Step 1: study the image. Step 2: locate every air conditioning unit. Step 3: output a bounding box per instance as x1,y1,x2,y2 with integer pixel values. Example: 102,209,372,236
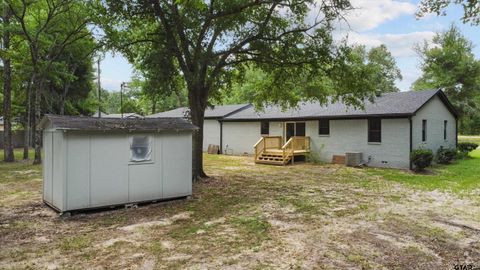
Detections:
345,152,363,167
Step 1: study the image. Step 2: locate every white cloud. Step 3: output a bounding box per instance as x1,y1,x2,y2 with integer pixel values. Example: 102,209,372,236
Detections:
344,31,436,57
339,0,417,32
337,30,436,91
101,78,123,92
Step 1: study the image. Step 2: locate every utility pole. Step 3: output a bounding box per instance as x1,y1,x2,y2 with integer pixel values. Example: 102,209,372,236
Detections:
97,57,101,118
120,82,125,118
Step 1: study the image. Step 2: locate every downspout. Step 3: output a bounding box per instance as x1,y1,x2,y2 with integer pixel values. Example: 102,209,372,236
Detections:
409,116,413,170
219,120,223,154
455,117,458,148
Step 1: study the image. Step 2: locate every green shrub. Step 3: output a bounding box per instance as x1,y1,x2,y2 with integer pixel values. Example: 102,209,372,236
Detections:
306,152,322,164
436,147,456,164
411,149,433,172
457,142,479,153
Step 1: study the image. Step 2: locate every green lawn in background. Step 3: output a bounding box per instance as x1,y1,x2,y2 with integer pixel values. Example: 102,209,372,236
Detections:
458,135,480,145
366,149,480,194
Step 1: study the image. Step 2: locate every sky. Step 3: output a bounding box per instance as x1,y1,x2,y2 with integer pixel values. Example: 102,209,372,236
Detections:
99,0,480,92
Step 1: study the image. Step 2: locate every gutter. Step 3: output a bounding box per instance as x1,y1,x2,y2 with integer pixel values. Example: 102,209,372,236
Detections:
455,117,458,148
409,116,413,170
219,121,223,154
221,113,414,122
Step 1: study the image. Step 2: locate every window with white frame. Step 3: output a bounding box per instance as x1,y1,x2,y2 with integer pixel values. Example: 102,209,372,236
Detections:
130,136,152,162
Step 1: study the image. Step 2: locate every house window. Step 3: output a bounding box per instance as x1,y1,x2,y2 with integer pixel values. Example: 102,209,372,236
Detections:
444,120,447,140
368,118,381,143
261,121,269,135
422,120,427,142
318,119,330,135
130,136,152,162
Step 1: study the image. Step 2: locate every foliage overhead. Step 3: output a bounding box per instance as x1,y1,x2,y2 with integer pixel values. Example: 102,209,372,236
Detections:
412,24,480,134
418,0,480,25
98,0,394,110
1,0,99,163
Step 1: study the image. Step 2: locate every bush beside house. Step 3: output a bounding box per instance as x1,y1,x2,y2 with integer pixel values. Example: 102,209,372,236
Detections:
436,148,457,164
411,149,434,172
457,142,479,159
411,142,478,172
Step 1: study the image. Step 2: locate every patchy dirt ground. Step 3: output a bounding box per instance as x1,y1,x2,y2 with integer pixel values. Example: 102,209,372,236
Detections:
1,155,480,269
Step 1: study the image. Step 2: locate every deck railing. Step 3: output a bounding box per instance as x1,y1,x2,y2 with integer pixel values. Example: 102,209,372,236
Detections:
291,136,310,151
254,136,282,160
255,136,310,165
282,137,295,164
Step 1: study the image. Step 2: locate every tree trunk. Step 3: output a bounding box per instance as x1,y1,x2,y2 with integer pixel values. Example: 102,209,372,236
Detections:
151,98,157,114
23,79,32,160
33,79,42,165
2,5,14,162
59,82,69,115
189,96,208,180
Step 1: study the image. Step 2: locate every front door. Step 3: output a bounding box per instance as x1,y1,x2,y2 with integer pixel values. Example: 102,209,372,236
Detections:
285,122,306,142
286,122,295,142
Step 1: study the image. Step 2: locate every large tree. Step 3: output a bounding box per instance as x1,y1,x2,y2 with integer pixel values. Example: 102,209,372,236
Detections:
413,25,480,133
418,0,480,25
1,3,14,162
99,0,387,178
366,45,402,93
7,0,95,164
223,44,401,105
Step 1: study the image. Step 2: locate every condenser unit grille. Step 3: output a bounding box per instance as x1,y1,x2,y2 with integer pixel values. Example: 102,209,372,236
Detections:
345,152,363,167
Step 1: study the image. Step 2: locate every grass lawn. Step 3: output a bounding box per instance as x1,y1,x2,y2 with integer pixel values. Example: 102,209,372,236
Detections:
459,135,480,145
366,149,480,194
1,149,480,269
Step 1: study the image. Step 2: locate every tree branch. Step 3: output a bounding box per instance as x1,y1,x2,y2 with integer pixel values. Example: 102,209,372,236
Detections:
150,0,190,80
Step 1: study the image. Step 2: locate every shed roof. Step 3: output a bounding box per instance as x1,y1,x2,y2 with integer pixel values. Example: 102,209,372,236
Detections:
223,89,457,121
148,104,251,119
39,115,198,132
103,113,143,119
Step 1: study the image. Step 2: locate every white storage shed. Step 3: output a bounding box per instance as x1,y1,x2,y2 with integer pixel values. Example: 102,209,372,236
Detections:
39,115,197,213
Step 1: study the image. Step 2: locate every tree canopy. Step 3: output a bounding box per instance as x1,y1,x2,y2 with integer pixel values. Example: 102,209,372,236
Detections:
1,0,99,163
418,0,480,25
413,24,480,134
98,0,402,178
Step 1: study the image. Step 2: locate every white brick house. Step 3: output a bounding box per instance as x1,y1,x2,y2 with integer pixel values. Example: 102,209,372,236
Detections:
149,104,251,152
151,89,458,169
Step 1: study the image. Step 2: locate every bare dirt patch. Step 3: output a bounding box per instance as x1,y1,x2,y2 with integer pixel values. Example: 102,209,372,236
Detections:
1,155,479,269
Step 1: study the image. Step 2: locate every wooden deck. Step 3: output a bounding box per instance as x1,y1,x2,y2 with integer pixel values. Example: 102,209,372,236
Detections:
254,136,310,165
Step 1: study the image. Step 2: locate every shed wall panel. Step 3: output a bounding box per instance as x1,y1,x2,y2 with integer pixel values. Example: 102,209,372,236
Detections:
52,131,65,210
128,135,162,203
65,134,90,210
162,133,192,198
89,135,129,206
42,132,53,204
128,164,162,202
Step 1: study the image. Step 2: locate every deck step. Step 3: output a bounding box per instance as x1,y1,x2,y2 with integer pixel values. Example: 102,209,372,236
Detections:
256,153,292,165
255,160,286,165
262,153,284,157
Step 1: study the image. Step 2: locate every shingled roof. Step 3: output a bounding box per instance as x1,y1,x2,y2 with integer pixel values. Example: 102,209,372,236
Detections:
223,89,457,121
148,104,251,119
39,115,198,132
